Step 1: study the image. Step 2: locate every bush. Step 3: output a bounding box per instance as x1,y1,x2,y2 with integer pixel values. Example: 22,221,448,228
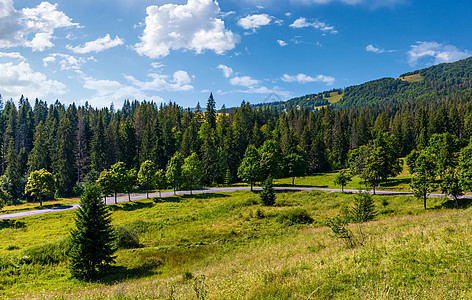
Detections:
277,208,314,226
22,238,71,265
114,226,140,249
260,176,276,206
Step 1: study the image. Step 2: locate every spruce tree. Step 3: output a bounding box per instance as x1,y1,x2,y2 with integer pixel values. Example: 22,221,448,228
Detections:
260,176,276,206
69,184,116,279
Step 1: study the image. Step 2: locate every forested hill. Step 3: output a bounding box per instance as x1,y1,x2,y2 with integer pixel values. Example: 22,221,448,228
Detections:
256,56,472,110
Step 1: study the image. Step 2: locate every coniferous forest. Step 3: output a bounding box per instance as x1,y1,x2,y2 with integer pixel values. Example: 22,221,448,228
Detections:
2,57,472,204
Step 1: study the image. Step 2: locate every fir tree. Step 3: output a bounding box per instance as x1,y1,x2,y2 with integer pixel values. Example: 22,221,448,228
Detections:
260,176,276,206
69,184,116,279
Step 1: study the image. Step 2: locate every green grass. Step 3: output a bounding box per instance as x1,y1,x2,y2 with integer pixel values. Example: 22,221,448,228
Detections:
1,186,470,299
325,91,344,104
399,74,423,83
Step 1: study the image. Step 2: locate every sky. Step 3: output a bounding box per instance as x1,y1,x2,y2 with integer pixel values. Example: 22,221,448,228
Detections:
0,0,471,109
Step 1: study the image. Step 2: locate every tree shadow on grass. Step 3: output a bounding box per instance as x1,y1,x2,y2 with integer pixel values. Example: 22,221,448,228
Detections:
109,201,155,212
94,265,157,284
153,196,181,203
380,178,411,188
431,197,472,210
0,219,26,230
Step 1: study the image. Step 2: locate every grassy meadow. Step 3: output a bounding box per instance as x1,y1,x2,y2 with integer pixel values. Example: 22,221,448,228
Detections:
1,182,472,299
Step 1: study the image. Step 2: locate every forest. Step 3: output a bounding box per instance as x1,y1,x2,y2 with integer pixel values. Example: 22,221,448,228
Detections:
2,57,472,204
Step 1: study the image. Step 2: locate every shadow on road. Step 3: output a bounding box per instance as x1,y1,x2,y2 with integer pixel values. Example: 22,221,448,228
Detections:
51,205,74,210
0,219,26,230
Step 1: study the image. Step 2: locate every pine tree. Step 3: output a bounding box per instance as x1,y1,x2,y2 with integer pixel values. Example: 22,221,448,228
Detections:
69,184,116,279
27,121,50,172
260,176,276,206
54,117,77,197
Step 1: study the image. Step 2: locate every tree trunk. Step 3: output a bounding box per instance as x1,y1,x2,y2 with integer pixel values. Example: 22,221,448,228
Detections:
372,184,376,195
251,181,253,191
114,192,117,204
39,194,42,207
292,177,295,186
423,194,427,210
159,190,161,197
128,192,131,201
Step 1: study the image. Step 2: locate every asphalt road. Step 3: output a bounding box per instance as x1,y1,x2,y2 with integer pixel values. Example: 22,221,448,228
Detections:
0,187,451,220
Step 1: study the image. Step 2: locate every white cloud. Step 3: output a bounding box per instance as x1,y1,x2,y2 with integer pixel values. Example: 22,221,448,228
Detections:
282,73,335,85
366,44,396,54
135,0,240,58
285,12,292,17
277,40,287,46
217,64,233,78
67,34,124,54
230,76,260,87
408,41,471,66
290,17,337,34
366,44,382,53
0,51,24,60
43,53,94,71
82,76,165,108
237,14,272,31
0,60,66,100
0,1,79,51
124,71,194,92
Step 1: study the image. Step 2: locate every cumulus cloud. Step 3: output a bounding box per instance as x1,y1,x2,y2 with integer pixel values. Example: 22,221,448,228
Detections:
0,60,66,100
408,41,471,66
237,14,272,31
277,40,287,46
135,0,240,58
124,71,194,92
230,76,260,87
282,73,335,85
43,53,95,71
0,1,79,51
67,34,124,54
217,64,233,78
366,44,396,54
290,17,337,34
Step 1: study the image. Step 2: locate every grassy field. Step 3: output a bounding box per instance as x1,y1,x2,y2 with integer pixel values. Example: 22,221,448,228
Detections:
325,91,344,104
1,183,471,299
399,74,423,83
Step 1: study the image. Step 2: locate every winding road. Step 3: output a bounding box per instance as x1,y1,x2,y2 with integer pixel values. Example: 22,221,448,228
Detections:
0,187,452,220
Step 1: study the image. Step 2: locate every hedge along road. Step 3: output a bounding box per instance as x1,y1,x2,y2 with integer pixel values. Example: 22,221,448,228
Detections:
0,187,452,220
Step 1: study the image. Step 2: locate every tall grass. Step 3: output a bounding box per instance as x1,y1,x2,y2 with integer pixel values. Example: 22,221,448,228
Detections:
0,190,469,299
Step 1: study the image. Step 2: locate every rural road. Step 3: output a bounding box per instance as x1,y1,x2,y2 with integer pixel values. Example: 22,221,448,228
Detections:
0,187,450,220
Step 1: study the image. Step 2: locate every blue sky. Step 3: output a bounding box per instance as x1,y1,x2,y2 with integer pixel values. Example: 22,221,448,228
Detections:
0,0,471,109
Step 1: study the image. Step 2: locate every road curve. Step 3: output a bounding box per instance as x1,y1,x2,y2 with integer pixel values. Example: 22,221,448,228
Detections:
0,187,453,220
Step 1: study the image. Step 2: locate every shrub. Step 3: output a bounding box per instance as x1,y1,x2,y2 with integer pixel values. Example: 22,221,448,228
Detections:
350,192,376,223
22,238,71,265
5,245,19,251
260,176,276,206
114,226,140,249
277,208,314,226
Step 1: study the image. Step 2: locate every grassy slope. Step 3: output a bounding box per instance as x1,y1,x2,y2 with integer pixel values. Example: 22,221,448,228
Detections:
1,184,471,299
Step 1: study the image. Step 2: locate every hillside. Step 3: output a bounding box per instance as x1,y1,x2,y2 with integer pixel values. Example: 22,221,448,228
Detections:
256,56,472,110
2,188,471,299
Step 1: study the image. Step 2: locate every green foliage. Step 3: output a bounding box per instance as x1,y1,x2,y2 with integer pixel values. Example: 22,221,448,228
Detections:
350,192,376,223
326,215,355,248
237,145,261,191
114,226,140,249
409,151,437,210
182,152,202,194
24,169,55,206
277,208,314,226
166,152,184,194
333,169,352,192
154,169,167,197
138,160,156,198
22,238,71,265
440,168,464,207
284,153,307,186
259,139,283,179
69,184,116,279
260,176,276,206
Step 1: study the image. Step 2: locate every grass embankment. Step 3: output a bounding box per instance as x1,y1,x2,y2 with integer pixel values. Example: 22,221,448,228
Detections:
1,187,471,299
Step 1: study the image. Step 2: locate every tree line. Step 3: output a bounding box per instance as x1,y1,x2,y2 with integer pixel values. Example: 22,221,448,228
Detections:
2,87,472,203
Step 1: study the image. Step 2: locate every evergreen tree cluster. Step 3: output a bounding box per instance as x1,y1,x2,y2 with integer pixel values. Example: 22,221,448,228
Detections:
3,76,472,202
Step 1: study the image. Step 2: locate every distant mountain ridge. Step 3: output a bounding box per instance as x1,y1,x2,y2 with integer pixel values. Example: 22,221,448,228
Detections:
250,56,472,111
